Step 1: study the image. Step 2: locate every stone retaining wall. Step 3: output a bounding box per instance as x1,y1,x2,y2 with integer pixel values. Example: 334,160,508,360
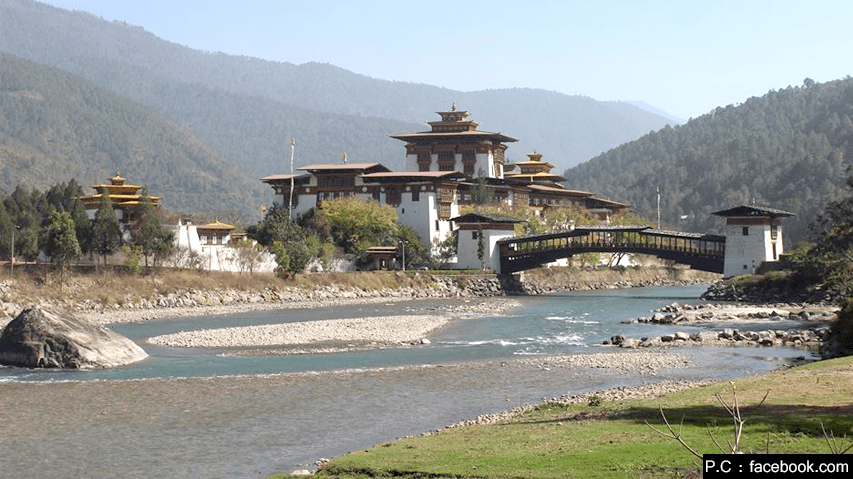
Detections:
1,273,712,326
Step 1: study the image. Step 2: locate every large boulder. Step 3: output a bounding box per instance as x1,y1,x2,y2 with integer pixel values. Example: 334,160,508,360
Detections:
0,306,148,369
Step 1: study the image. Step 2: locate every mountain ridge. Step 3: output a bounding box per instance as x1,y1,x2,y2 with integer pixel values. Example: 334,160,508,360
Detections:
1,0,676,174
563,77,853,244
0,52,268,220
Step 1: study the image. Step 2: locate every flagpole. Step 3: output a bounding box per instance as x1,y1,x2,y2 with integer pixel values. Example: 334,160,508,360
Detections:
289,138,295,222
656,187,661,229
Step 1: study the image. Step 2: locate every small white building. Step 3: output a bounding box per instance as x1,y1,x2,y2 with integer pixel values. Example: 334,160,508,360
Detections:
172,219,276,273
712,205,794,278
451,213,524,271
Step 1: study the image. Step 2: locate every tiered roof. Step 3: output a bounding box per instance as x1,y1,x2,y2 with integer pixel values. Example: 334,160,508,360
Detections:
78,170,160,211
389,104,517,144
504,151,566,183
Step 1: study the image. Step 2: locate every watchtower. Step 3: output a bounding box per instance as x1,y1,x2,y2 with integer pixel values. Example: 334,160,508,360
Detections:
451,213,524,271
712,205,794,278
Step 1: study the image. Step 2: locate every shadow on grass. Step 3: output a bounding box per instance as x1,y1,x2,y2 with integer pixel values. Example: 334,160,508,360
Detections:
518,402,853,440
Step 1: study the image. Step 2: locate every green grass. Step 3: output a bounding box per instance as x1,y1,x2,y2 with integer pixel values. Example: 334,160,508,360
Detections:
271,356,853,478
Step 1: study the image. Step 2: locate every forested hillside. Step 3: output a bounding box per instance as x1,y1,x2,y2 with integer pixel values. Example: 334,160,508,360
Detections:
0,52,268,220
0,0,674,173
564,78,853,244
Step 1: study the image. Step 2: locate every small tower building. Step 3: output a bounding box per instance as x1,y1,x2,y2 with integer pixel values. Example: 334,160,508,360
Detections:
451,213,524,271
712,205,794,278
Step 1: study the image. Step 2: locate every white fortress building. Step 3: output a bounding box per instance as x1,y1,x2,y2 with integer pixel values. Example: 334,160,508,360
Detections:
261,105,629,266
712,205,794,278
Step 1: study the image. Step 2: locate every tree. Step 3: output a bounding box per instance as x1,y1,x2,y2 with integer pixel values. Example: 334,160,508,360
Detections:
129,191,174,268
797,166,853,357
231,238,264,274
248,203,319,275
90,192,123,267
476,226,485,270
800,165,853,295
4,186,41,261
45,180,91,253
431,230,458,268
43,210,81,289
247,203,292,246
317,197,398,255
393,225,427,269
469,170,496,205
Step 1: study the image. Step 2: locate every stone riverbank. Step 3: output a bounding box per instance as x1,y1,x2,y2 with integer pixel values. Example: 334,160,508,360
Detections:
0,272,714,328
605,302,837,350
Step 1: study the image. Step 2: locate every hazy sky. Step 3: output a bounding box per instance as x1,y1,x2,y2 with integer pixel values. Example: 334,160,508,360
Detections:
42,0,852,120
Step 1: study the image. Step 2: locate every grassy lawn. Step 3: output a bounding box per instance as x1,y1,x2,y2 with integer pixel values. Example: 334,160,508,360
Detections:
273,356,853,478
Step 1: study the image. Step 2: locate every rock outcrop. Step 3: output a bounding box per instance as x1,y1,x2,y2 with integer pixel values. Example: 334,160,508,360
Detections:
0,306,148,369
701,280,841,305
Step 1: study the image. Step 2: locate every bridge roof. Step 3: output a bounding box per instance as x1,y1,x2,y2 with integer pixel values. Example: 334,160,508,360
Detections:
499,225,725,244
643,228,726,241
451,213,526,224
712,205,794,218
502,225,648,243
572,225,649,232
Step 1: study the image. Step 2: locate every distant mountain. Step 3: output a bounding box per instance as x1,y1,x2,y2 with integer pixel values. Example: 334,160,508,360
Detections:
0,0,675,179
564,78,853,244
0,52,268,220
627,101,685,125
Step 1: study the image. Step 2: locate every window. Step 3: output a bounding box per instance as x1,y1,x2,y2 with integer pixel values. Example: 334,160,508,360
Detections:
437,150,455,171
417,150,431,171
317,175,354,188
742,227,749,236
412,189,419,202
386,187,401,206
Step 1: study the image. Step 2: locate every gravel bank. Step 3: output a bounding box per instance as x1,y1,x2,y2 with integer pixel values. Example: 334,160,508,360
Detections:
147,314,449,348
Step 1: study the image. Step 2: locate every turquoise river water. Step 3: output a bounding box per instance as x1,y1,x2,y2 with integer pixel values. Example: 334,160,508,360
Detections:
0,285,816,478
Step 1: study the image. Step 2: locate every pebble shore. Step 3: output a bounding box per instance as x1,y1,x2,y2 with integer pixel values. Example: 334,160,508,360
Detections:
147,314,450,348
605,302,837,351
429,350,706,431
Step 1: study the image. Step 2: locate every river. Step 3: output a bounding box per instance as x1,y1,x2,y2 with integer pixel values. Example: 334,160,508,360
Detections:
0,285,815,478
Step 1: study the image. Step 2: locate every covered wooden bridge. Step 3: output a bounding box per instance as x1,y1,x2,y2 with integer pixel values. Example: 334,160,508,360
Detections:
497,225,725,274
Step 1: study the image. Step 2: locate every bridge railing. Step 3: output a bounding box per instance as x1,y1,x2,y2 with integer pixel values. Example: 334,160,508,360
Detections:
497,226,725,273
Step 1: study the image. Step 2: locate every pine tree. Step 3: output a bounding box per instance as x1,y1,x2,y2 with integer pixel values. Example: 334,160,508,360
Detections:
91,192,122,267
129,190,174,268
43,210,81,289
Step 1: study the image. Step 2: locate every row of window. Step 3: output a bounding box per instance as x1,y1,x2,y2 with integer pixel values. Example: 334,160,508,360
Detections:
199,234,228,245
315,188,431,206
